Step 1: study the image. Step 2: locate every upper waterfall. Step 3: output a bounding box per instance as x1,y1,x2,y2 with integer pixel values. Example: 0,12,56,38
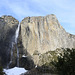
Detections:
15,22,20,43
15,22,20,67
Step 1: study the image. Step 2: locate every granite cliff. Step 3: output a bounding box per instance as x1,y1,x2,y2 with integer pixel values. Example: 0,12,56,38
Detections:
0,16,19,67
20,14,75,66
0,14,75,69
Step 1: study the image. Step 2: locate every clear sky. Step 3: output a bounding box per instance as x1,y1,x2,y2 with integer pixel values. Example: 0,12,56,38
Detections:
0,0,75,34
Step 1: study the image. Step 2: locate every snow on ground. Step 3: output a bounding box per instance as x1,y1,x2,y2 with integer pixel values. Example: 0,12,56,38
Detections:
22,55,27,58
4,67,28,75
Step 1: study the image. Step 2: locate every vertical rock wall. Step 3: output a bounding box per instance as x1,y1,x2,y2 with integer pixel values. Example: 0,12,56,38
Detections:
0,16,19,67
20,14,75,65
20,14,75,54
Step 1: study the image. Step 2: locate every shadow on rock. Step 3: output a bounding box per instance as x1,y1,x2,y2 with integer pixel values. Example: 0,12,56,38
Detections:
19,56,35,70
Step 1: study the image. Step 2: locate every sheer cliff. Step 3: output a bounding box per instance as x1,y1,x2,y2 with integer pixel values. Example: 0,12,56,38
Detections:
0,16,19,67
0,14,75,68
20,14,75,65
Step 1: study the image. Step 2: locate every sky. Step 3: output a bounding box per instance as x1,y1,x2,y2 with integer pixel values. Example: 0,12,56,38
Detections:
0,0,75,34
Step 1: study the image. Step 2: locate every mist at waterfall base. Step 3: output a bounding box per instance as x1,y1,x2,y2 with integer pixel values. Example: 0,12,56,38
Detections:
4,23,28,75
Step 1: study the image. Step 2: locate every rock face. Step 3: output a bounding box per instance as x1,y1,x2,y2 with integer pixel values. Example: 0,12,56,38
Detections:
20,14,75,66
0,16,19,67
0,14,75,68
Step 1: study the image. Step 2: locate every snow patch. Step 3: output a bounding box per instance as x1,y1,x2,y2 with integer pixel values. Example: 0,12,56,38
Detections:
4,67,27,75
35,65,37,68
22,55,27,58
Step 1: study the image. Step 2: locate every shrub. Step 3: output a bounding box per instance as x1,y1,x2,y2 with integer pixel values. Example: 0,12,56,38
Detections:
0,66,5,75
52,48,75,75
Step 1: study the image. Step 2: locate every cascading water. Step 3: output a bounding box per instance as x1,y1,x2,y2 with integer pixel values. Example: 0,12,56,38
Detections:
10,42,14,64
15,22,20,43
15,22,20,67
8,22,20,68
7,42,14,68
8,23,20,68
5,23,28,75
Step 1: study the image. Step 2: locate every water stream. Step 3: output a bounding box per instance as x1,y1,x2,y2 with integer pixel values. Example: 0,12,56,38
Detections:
15,22,20,67
7,42,14,68
15,22,20,43
10,42,14,64
8,23,20,68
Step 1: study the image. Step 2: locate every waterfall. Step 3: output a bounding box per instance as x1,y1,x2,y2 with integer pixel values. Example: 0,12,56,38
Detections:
7,42,14,69
15,22,20,67
15,23,20,43
7,23,20,68
10,42,14,64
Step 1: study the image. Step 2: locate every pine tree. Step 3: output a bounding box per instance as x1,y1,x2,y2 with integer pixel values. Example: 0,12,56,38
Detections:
53,48,75,75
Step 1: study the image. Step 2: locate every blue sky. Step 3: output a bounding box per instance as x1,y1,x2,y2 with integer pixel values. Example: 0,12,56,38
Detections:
0,0,75,34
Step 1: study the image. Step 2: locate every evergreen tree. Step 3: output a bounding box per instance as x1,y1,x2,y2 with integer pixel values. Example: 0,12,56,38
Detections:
53,48,75,75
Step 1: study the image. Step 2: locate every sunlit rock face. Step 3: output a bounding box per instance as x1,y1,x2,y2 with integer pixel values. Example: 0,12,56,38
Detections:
0,15,19,67
0,14,75,68
20,14,75,65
